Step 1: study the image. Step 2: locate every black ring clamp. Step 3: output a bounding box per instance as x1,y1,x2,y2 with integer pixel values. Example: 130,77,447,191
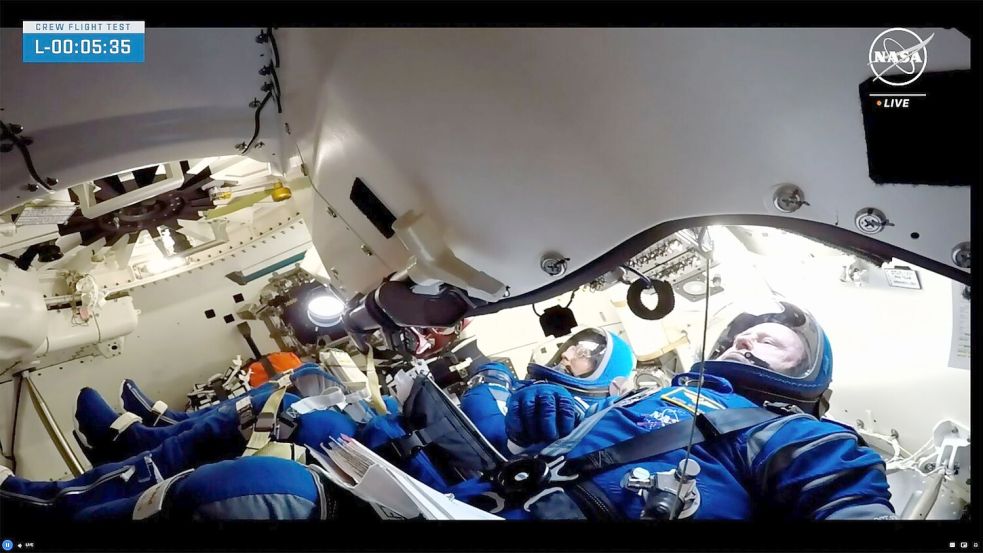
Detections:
626,277,675,321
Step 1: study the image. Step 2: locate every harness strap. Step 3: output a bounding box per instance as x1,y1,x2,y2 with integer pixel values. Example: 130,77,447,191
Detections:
241,378,291,457
259,356,278,379
364,346,390,415
109,412,143,439
561,407,783,478
132,469,194,520
383,417,456,460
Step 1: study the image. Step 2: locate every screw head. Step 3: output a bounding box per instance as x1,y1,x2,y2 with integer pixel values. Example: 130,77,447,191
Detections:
254,141,264,149
360,244,373,256
540,254,569,277
855,208,890,235
773,184,809,213
26,183,39,192
951,242,970,269
249,98,261,108
234,142,247,151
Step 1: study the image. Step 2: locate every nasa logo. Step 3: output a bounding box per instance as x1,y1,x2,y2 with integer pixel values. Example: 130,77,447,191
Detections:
637,408,683,430
868,28,934,87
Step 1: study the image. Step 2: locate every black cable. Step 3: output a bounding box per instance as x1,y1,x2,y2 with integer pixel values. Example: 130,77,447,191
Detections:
0,121,56,191
622,264,652,287
269,65,283,114
2,373,25,472
267,27,280,68
257,28,281,113
670,228,712,520
563,288,577,308
532,289,576,316
242,91,273,154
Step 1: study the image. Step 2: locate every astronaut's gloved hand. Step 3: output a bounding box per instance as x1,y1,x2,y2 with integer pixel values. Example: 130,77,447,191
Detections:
506,383,582,447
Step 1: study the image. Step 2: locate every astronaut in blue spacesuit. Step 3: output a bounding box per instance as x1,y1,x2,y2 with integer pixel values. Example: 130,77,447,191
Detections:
2,300,894,522
452,300,896,520
459,326,637,457
0,365,375,523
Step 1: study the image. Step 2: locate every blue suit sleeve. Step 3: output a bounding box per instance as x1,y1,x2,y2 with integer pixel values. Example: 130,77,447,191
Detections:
741,415,897,520
459,362,515,456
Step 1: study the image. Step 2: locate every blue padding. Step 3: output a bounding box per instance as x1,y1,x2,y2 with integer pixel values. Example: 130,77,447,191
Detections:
165,457,319,520
293,409,359,450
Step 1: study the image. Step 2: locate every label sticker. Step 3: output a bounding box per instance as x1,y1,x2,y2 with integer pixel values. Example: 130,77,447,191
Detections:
15,205,77,225
884,267,922,290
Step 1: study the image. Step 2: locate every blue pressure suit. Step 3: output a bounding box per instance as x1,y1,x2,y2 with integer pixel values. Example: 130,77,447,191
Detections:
2,306,896,521
452,321,896,520
1,365,373,523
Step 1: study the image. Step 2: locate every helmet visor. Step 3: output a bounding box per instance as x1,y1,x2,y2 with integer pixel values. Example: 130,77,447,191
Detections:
545,328,610,378
707,300,824,380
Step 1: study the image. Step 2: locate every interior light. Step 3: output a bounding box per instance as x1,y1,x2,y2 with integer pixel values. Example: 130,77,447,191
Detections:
682,280,708,296
307,292,345,327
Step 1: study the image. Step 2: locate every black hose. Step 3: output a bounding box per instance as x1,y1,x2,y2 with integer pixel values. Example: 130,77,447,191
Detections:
0,121,56,191
242,91,273,154
269,65,283,114
267,27,280,68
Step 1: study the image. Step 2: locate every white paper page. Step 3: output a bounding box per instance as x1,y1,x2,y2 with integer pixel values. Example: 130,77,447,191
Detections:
335,436,501,520
310,446,423,518
386,466,503,520
307,447,358,488
354,464,426,518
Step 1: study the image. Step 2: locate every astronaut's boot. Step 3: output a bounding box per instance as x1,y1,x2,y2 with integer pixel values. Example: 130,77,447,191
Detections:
119,379,192,427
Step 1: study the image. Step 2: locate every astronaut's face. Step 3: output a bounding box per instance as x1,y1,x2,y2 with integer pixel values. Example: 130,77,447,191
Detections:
717,322,806,374
558,343,597,377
